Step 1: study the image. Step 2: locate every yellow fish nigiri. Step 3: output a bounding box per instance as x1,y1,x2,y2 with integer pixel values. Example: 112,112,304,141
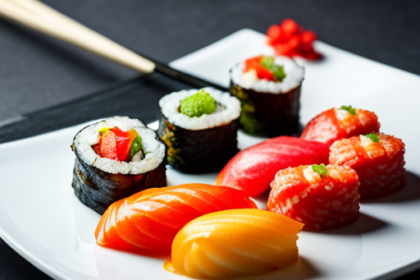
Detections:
165,209,304,279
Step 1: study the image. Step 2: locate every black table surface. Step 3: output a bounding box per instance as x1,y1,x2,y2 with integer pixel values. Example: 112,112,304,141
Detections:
1,1,420,279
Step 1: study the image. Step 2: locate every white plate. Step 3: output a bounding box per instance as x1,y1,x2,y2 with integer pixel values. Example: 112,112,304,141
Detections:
1,29,420,280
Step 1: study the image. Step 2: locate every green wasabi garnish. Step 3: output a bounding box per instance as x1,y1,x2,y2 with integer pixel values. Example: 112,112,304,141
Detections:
312,164,327,177
129,136,144,160
260,56,287,82
340,105,357,115
365,132,380,142
180,89,216,118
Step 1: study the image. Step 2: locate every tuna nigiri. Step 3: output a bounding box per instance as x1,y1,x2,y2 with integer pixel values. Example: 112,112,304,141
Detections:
95,183,256,252
268,164,360,231
216,136,329,197
165,209,304,279
329,132,406,198
300,106,380,146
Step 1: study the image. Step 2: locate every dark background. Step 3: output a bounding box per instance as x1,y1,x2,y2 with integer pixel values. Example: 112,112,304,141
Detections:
0,0,419,279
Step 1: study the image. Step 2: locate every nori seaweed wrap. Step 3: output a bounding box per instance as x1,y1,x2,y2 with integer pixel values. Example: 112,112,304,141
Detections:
71,116,166,214
230,55,304,137
157,88,241,174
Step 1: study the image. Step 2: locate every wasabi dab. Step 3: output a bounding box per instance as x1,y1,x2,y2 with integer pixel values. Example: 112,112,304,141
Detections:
180,89,216,118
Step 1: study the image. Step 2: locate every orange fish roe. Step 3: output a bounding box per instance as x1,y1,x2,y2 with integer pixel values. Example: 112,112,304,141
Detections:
329,133,406,199
301,106,380,146
268,164,360,231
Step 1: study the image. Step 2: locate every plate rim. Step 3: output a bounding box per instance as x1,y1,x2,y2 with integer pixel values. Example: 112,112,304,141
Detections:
1,28,420,280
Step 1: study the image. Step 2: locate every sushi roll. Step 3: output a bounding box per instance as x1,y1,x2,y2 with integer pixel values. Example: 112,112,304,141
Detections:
268,164,360,231
95,184,257,252
230,55,304,136
165,209,303,279
300,105,380,146
157,87,240,173
329,132,406,198
71,116,166,214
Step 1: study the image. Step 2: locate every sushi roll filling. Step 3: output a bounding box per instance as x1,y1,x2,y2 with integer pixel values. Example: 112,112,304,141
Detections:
245,55,287,82
92,126,145,162
231,55,304,94
74,117,165,175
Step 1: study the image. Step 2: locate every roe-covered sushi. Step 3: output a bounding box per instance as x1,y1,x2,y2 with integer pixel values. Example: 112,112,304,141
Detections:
268,164,360,231
71,116,166,214
329,132,406,198
230,55,304,136
157,87,240,173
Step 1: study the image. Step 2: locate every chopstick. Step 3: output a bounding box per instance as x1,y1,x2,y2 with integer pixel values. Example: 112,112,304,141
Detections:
0,0,226,90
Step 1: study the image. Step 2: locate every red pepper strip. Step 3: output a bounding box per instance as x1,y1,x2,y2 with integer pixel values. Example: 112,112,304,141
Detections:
112,127,132,162
244,56,262,72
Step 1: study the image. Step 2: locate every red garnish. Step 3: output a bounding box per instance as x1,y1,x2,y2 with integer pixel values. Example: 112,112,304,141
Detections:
267,19,322,60
111,127,132,162
244,55,275,81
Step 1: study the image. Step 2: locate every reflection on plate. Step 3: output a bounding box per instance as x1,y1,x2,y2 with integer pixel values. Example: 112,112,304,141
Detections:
1,29,420,280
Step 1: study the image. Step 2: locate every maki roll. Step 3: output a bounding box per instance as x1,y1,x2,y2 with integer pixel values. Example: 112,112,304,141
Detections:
329,132,406,198
157,87,241,173
230,55,304,136
71,116,166,214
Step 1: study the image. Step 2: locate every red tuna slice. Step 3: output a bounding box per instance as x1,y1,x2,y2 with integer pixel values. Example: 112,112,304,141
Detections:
215,136,329,198
268,164,360,231
301,107,380,146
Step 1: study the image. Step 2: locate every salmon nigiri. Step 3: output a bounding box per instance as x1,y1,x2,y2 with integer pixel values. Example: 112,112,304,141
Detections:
165,209,304,279
95,183,256,253
301,106,380,146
